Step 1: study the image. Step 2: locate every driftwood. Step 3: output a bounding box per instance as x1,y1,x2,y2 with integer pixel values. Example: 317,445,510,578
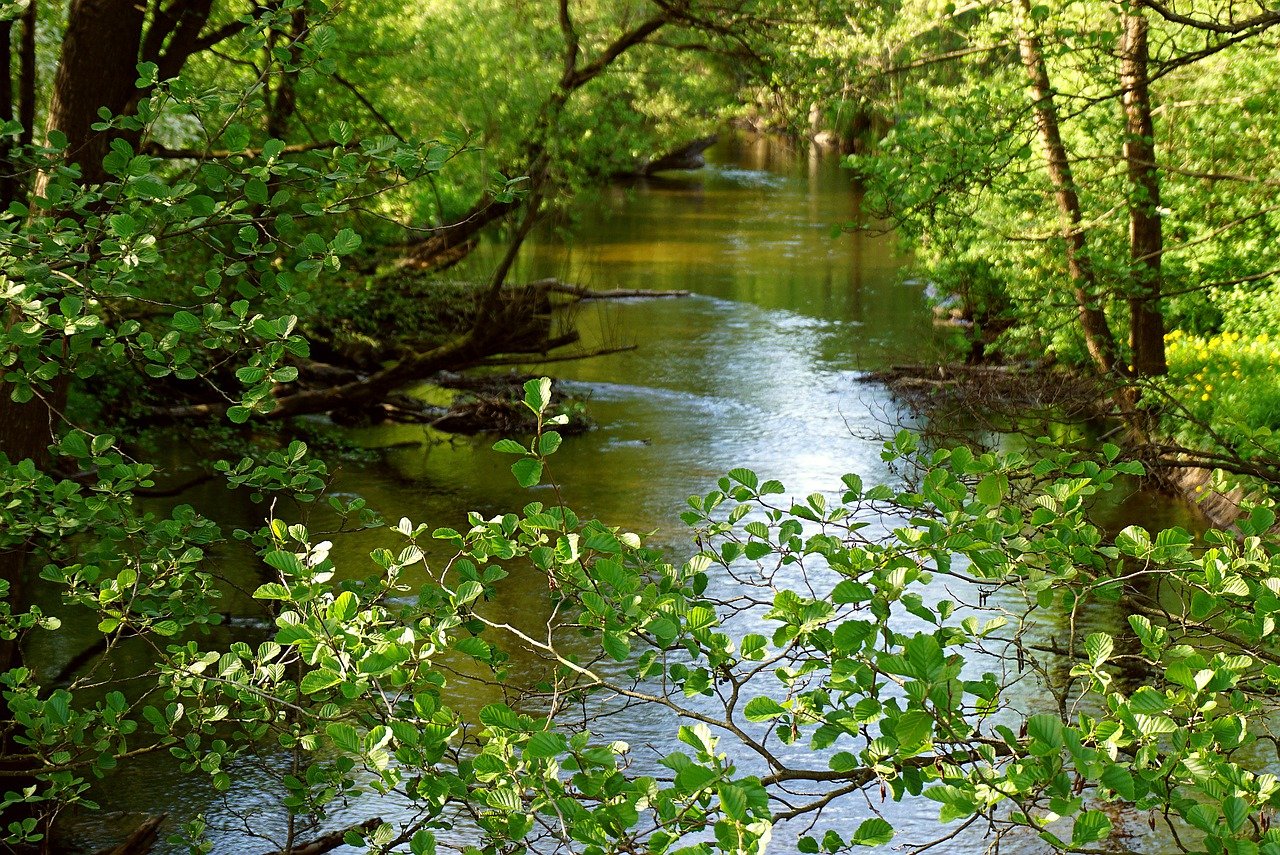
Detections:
864,362,1103,423
259,817,382,855
625,134,718,176
646,135,716,173
531,278,690,300
94,815,166,855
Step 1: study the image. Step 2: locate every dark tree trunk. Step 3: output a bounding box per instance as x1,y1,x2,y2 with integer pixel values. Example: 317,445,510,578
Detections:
1,1,38,210
9,0,145,457
18,1,35,150
266,9,307,140
400,197,519,268
37,0,145,189
1121,9,1167,376
1,16,14,209
1013,0,1118,375
2,3,176,844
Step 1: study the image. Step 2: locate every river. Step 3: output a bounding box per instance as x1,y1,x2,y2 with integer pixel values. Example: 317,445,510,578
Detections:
64,134,1200,853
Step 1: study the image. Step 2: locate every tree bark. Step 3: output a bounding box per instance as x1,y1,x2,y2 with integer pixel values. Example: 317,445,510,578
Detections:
1013,0,1118,375
1,2,216,843
0,16,15,209
37,0,145,189
399,196,519,268
266,8,307,141
18,0,35,149
1121,8,1167,376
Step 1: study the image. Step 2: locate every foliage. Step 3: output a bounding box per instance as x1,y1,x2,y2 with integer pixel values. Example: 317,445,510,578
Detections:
839,0,1280,371
1159,330,1280,461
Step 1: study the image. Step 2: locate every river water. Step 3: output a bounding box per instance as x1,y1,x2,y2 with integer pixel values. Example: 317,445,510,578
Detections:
67,135,1201,853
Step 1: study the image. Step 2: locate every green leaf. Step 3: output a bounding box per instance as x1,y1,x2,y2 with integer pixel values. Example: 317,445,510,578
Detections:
718,783,748,821
1084,632,1113,666
523,377,552,414
524,731,567,759
455,580,484,605
1071,811,1112,846
511,458,543,488
109,213,139,238
479,703,522,732
832,580,873,604
904,634,945,682
263,550,306,576
327,722,360,752
329,591,357,622
852,817,894,846
975,473,1008,506
602,631,630,661
222,123,250,152
172,310,201,332
244,178,268,204
454,636,490,660
300,668,342,695
331,228,362,255
743,696,787,722
674,764,718,792
893,710,933,747
1027,714,1063,749
1223,795,1249,833
539,431,562,455
492,439,527,454
409,831,436,855
1100,765,1134,800
1116,525,1151,556
1134,714,1177,737
329,120,354,144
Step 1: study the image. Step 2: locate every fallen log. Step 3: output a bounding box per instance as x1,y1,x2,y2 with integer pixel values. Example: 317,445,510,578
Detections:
531,278,690,300
95,815,166,855
259,817,382,855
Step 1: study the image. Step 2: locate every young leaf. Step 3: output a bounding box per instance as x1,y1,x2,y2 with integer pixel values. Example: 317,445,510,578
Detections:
512,458,543,488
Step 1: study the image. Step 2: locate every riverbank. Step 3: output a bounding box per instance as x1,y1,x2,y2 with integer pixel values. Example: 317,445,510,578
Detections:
864,359,1273,529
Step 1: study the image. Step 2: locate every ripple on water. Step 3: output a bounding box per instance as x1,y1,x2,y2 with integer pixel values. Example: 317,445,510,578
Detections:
706,166,791,188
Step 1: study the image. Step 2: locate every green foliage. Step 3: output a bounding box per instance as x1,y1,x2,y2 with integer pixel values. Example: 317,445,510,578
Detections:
842,0,1280,375
1161,330,1280,462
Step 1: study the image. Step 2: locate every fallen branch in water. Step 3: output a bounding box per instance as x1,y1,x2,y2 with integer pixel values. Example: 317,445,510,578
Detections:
259,817,382,855
530,278,690,300
95,815,166,855
471,343,638,367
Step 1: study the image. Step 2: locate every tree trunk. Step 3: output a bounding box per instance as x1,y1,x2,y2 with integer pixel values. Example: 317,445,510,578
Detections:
36,0,145,189
1,16,15,209
266,9,307,141
1013,0,1118,375
400,196,519,268
9,0,145,455
18,1,35,150
1121,9,1167,376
